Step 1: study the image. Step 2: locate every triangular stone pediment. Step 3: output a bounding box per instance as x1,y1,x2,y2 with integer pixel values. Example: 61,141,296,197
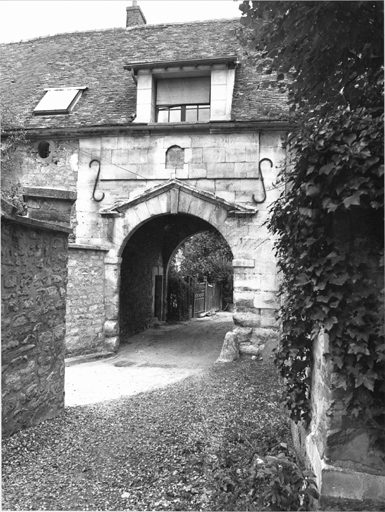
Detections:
100,179,257,217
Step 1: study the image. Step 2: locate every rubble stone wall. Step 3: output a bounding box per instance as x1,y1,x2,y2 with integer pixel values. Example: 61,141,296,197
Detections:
3,139,79,191
65,246,107,356
1,218,69,436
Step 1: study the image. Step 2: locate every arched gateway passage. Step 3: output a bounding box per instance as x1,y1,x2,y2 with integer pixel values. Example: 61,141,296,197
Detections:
119,213,220,339
100,179,258,351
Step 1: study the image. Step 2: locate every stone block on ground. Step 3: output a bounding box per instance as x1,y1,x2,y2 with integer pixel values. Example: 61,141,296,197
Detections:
239,342,263,356
234,326,253,343
104,320,119,337
216,331,239,363
104,336,119,353
233,312,261,328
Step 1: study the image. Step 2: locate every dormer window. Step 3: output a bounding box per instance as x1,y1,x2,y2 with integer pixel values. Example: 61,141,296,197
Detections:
156,77,210,123
125,57,237,124
34,87,87,115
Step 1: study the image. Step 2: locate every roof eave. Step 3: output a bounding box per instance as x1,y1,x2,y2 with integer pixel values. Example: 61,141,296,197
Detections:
124,56,239,72
8,120,292,140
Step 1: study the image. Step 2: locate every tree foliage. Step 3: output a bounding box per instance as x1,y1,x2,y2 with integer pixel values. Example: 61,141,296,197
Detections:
240,1,383,113
173,231,233,306
240,1,384,425
1,100,27,214
178,232,232,281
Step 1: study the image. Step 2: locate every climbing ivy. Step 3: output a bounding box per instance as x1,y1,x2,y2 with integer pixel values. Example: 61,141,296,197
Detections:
1,100,28,214
268,106,384,425
239,0,384,428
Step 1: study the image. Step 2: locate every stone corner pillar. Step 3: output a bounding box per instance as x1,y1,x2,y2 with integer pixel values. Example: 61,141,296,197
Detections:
302,330,385,510
103,255,122,353
230,257,280,359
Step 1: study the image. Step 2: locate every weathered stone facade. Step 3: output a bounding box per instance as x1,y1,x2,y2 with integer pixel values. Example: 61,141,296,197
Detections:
1,196,73,436
4,128,285,356
6,140,79,191
72,129,285,353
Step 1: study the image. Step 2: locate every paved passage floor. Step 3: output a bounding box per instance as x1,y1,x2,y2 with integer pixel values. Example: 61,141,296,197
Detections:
65,312,234,407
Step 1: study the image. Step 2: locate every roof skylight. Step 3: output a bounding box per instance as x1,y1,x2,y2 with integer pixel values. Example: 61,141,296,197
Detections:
34,87,87,115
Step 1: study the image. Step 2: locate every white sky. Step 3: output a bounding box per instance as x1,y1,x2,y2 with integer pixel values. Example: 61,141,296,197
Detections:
0,1,243,44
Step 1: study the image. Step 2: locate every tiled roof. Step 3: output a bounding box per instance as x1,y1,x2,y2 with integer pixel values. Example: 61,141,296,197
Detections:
0,19,288,131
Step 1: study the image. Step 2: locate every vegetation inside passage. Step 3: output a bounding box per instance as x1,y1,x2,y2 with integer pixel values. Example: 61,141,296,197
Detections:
168,231,233,321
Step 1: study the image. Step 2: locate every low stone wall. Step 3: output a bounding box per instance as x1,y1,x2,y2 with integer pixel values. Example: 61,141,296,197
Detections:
65,245,108,356
1,200,72,436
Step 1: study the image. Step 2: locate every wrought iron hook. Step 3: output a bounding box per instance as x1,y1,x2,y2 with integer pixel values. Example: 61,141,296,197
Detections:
90,159,105,202
252,157,273,204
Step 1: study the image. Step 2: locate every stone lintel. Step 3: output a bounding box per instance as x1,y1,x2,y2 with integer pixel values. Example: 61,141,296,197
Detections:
23,187,77,202
1,212,72,234
233,259,255,268
69,244,110,251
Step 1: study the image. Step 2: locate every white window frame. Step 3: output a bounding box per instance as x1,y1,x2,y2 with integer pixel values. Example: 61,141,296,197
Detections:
127,59,237,124
34,87,87,115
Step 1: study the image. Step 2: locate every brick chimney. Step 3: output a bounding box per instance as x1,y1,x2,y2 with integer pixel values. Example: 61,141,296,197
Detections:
126,0,147,27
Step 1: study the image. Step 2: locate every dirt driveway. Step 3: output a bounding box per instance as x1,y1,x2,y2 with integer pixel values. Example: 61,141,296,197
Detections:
65,312,234,407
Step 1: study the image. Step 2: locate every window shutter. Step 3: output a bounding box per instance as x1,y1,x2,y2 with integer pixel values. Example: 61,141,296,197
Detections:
156,77,210,105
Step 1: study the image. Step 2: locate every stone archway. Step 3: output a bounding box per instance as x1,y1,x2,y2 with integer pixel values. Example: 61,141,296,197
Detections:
118,213,219,339
100,179,258,351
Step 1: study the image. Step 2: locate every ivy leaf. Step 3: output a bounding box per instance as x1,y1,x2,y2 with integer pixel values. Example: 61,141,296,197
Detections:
335,373,348,390
305,487,320,499
322,197,338,212
312,309,326,321
343,191,362,208
342,133,357,146
323,316,338,331
357,371,378,391
319,162,335,175
333,355,344,369
330,273,350,285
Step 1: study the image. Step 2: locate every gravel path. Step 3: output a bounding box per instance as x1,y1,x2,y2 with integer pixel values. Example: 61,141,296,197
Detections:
2,357,289,511
65,313,234,407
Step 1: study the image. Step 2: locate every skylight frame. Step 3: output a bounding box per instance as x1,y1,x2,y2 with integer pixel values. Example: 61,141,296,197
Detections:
33,87,87,116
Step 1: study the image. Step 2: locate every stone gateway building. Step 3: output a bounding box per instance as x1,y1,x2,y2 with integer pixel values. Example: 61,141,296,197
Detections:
0,6,288,356
2,3,383,509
